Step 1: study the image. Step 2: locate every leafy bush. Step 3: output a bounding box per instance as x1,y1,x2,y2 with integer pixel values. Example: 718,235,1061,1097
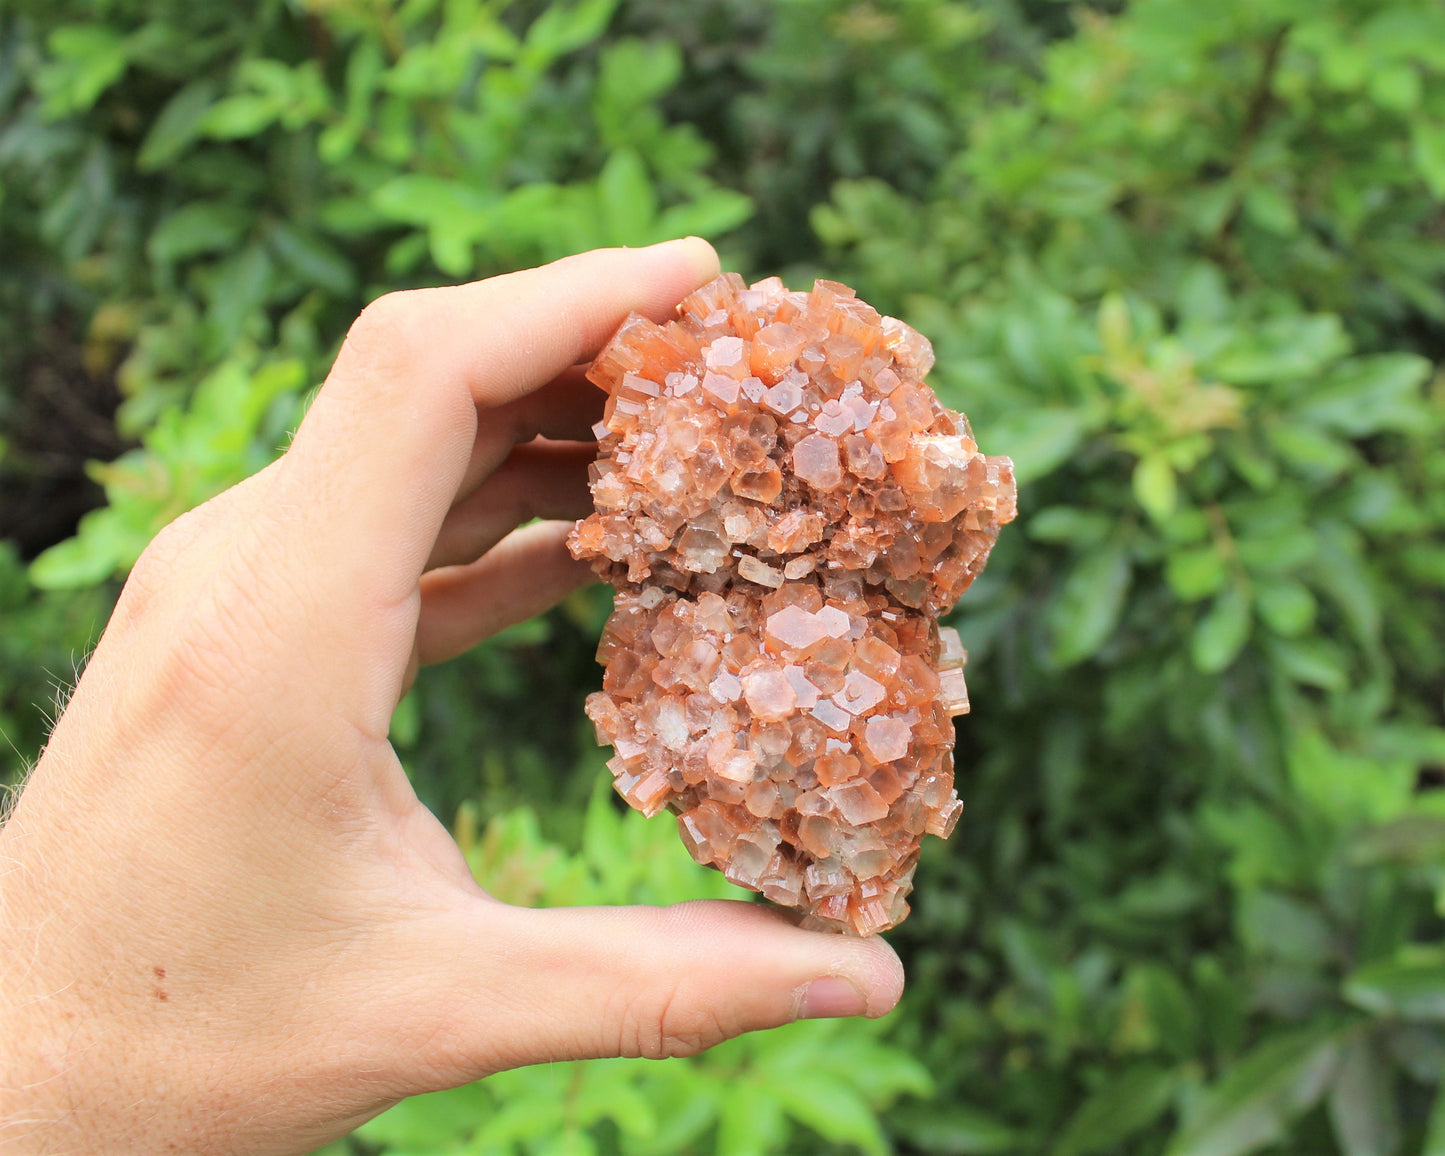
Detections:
4,1,1445,1154
813,1,1445,1152
0,0,751,812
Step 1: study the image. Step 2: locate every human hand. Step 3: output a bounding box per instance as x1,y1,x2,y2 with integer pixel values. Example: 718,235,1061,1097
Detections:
0,241,904,1155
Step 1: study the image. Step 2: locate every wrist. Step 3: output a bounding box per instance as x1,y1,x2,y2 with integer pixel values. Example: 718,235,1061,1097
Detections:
2,801,92,1146
0,786,164,1153
0,867,84,1150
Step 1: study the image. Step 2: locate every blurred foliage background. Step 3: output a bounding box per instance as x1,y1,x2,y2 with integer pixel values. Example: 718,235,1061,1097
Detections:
3,0,1445,1152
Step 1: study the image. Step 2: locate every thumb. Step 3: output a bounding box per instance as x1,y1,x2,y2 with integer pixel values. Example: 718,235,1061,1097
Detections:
414,899,904,1082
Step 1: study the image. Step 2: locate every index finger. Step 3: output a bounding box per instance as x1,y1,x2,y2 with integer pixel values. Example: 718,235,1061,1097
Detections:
263,240,719,707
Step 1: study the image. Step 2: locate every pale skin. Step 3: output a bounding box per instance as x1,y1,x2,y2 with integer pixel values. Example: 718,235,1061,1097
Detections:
0,239,903,1155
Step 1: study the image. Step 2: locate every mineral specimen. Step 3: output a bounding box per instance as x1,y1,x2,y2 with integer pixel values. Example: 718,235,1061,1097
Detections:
569,273,1016,934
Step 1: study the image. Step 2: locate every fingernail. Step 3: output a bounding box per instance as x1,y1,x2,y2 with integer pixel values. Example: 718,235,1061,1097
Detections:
799,976,868,1020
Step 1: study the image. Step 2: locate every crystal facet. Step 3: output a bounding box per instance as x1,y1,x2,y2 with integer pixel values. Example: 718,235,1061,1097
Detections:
570,274,1017,934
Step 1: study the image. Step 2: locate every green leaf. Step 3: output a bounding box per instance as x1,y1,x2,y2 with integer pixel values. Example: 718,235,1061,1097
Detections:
901,1105,1023,1154
581,775,625,882
319,42,385,163
1311,523,1382,654
1412,120,1445,197
1327,1034,1401,1156
1222,435,1280,491
627,1076,717,1156
490,184,570,258
1267,636,1348,691
984,408,1091,485
1288,728,1415,828
1055,1064,1180,1156
28,511,124,589
137,79,218,171
1115,964,1201,1059
355,1081,491,1145
523,0,619,66
1116,872,1205,920
1319,36,1369,90
204,242,274,351
1238,890,1334,965
1297,354,1432,437
1191,585,1250,674
200,92,281,139
1047,545,1132,668
41,24,129,114
371,176,493,276
573,1067,657,1137
597,148,658,245
1368,62,1421,112
1133,454,1178,521
1209,315,1350,385
1265,422,1354,477
774,1070,889,1155
544,1128,598,1156
1399,543,1445,585
1345,950,1445,1022
1166,545,1226,602
1255,579,1315,636
1294,731,1416,832
1192,955,1252,1061
849,1043,933,1100
1243,185,1299,236
596,38,684,132
717,1083,787,1156
148,202,253,263
1235,524,1318,575
465,1081,572,1146
266,222,357,295
1176,262,1231,324
1424,1079,1445,1156
1371,725,1445,769
655,188,754,242
1167,1026,1343,1156
1028,506,1116,546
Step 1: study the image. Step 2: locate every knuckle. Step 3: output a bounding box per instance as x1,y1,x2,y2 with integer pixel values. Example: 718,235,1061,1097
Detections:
621,982,732,1061
180,574,264,685
110,504,222,633
83,481,318,766
145,592,261,725
339,289,432,378
125,506,208,595
147,534,296,707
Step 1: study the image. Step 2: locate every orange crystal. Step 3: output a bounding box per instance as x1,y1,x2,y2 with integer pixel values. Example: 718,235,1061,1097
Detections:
570,274,1016,934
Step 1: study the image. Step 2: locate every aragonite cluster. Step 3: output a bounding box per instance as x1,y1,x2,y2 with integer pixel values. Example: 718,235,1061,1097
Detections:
569,273,1016,934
